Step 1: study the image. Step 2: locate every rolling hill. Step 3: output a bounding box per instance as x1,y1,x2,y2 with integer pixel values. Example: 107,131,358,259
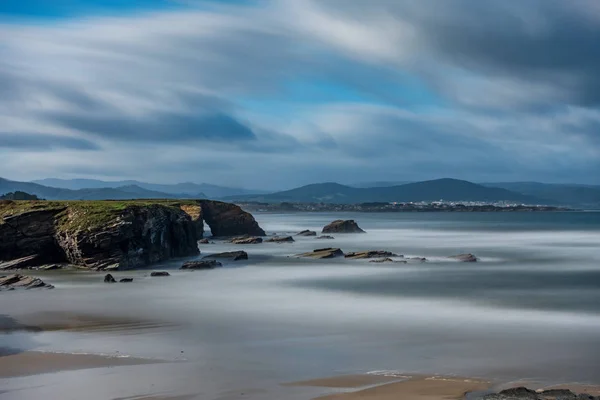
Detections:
0,178,206,200
32,178,264,198
482,182,600,208
226,178,547,204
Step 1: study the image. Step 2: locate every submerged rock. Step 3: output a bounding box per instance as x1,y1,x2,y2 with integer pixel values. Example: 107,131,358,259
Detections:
316,235,334,240
203,251,248,261
198,238,210,244
345,250,398,259
0,274,54,290
296,248,344,259
296,230,317,236
119,278,133,283
150,271,170,277
409,257,427,262
266,236,295,243
369,258,407,264
448,253,478,262
181,260,222,270
104,274,116,283
322,220,365,234
229,236,263,244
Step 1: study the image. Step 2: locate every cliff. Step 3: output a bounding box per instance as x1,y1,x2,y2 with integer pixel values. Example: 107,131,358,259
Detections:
0,199,264,270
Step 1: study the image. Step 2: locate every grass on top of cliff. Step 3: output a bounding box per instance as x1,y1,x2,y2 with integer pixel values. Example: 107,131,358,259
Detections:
0,200,199,231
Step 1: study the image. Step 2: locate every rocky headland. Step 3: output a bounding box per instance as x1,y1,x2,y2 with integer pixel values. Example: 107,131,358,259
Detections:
0,199,264,271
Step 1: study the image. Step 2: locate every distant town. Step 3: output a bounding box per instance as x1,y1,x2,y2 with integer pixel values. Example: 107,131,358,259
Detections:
238,201,570,213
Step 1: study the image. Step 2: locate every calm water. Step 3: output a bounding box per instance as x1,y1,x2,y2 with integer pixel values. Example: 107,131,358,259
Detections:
1,212,600,399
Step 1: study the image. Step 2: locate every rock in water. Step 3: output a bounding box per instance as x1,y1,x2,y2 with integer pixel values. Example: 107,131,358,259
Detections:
180,260,222,270
198,200,265,237
322,220,365,234
484,388,547,400
198,238,210,244
104,274,116,283
345,250,397,259
448,253,478,262
538,390,577,400
119,278,133,283
150,271,170,277
266,236,294,243
203,251,248,261
296,230,317,236
296,248,344,259
316,235,334,240
0,274,54,290
229,236,263,244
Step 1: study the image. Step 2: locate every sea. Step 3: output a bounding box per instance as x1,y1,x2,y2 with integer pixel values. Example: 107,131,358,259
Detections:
1,211,600,399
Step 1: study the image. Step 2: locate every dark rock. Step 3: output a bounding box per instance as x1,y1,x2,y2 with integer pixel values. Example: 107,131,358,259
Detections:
37,264,64,271
198,200,265,237
322,220,365,234
345,250,397,259
266,236,295,243
449,253,478,262
104,274,116,283
369,258,407,264
203,251,248,261
180,260,222,270
409,257,427,262
0,274,54,290
316,235,335,240
150,271,170,277
0,200,265,271
229,236,263,244
119,278,133,283
539,389,577,400
296,248,344,259
198,238,210,244
296,230,317,236
0,255,42,270
484,387,539,400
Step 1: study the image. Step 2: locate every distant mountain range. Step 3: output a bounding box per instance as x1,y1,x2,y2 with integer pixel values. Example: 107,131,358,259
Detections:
2,177,599,207
0,178,205,200
224,179,547,205
32,178,265,198
481,182,600,208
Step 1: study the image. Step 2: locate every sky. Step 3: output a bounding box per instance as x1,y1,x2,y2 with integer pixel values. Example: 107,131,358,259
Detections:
1,0,599,190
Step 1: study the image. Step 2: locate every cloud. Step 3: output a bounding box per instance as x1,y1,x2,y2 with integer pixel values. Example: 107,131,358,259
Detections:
0,0,599,186
1,132,100,151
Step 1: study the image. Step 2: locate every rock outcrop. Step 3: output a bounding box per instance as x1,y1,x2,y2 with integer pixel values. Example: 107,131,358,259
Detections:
483,387,597,400
345,250,398,259
104,274,116,283
266,236,294,243
203,251,248,261
296,230,317,236
197,200,265,237
0,274,54,290
322,220,365,234
150,271,170,277
0,200,265,271
448,253,478,262
180,260,222,270
316,235,334,240
296,248,344,259
369,258,407,263
229,236,263,244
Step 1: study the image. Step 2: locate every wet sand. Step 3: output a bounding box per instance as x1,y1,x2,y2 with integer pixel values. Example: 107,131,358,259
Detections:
291,375,489,400
0,351,164,378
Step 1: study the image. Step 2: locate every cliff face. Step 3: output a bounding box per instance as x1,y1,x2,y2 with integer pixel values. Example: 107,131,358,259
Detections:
0,199,264,270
